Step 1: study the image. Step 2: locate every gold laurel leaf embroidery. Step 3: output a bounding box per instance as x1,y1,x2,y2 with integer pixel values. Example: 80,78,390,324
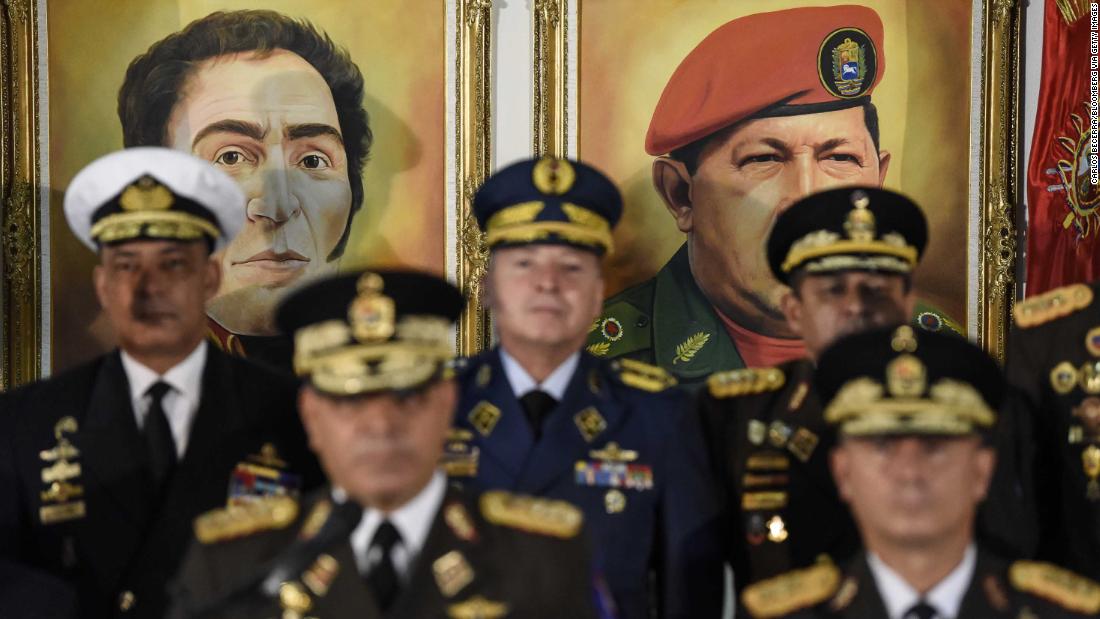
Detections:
672,332,711,365
590,319,600,333
586,342,611,357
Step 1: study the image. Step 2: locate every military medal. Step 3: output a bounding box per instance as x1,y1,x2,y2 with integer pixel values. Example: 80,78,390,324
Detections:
574,461,653,491
1072,398,1100,442
765,515,788,543
1081,361,1100,394
1086,326,1100,357
768,421,793,448
228,443,301,505
1051,362,1078,395
604,489,626,514
748,420,767,446
1083,445,1100,501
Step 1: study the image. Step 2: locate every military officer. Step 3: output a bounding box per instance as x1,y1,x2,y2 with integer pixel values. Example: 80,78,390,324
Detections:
696,186,927,600
740,326,1100,618
449,156,724,618
1005,279,1100,579
169,269,599,619
0,148,321,618
587,5,957,387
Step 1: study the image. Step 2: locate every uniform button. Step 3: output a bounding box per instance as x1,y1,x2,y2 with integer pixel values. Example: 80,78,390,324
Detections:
119,590,135,612
636,316,649,328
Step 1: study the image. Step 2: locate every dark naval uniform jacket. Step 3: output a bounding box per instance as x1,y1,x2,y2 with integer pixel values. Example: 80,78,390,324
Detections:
588,245,960,389
696,359,858,597
0,346,321,619
1005,280,1100,579
449,348,724,619
741,549,1100,618
168,486,599,619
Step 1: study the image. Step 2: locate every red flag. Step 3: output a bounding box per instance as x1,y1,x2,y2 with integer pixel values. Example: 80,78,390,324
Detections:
1026,0,1100,294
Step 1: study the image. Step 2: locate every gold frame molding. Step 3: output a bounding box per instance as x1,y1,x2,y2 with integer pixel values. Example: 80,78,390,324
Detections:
457,0,494,355
0,0,41,389
0,1,492,389
534,0,1023,361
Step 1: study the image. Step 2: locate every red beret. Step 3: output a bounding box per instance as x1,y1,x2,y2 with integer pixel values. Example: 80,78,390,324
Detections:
646,5,886,155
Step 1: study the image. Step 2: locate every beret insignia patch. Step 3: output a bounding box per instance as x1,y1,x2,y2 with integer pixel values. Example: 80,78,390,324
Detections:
819,27,877,99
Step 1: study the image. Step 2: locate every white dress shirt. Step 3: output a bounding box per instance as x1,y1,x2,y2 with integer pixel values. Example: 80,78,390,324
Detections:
499,348,580,401
867,544,977,619
348,471,447,583
120,341,207,459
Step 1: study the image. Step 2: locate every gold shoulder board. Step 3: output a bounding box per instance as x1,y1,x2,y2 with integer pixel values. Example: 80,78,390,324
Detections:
741,560,841,618
708,367,786,399
479,491,583,539
194,495,299,544
613,358,677,392
1013,284,1094,328
1009,561,1100,614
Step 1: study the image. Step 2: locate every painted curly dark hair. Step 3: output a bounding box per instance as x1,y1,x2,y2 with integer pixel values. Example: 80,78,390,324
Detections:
118,10,371,258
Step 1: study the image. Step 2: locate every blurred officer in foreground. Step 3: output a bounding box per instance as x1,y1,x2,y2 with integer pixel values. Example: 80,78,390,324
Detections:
1006,279,1100,579
740,326,1100,618
448,156,723,618
0,147,319,619
697,186,924,598
588,5,957,386
170,269,598,619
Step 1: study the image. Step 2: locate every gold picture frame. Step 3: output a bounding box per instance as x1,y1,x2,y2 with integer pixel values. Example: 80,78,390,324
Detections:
0,0,493,389
534,0,1022,363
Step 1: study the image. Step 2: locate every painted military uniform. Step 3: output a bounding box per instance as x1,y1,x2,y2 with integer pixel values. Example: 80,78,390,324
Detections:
1006,281,1100,579
450,352,724,619
740,553,1100,618
588,3,958,388
169,489,596,619
205,318,294,374
696,360,858,597
588,245,959,388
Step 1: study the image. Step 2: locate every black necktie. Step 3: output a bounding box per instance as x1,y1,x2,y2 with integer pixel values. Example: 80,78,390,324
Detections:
904,601,938,619
366,521,402,611
520,390,557,440
144,381,176,492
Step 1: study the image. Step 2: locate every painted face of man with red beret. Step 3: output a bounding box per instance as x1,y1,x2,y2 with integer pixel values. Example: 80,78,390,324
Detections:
647,5,891,339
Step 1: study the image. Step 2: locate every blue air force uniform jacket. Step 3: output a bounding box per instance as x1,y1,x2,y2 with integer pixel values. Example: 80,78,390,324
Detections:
449,349,724,619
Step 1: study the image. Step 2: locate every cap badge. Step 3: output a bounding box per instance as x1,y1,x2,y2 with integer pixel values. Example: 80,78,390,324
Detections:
886,354,926,398
844,190,876,242
119,175,174,212
890,325,918,353
819,27,877,99
532,157,576,195
348,272,395,343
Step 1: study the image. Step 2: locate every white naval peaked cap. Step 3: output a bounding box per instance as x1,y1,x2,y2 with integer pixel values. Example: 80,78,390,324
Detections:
63,147,244,252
